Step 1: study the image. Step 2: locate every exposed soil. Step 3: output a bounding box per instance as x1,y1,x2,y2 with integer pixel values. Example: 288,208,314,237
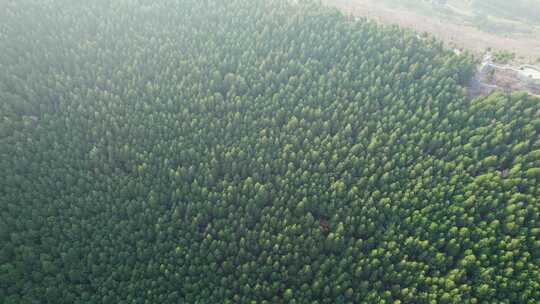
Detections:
466,55,540,98
323,0,540,61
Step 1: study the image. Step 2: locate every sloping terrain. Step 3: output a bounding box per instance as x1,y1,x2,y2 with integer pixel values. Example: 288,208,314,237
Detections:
324,0,540,62
1,0,540,303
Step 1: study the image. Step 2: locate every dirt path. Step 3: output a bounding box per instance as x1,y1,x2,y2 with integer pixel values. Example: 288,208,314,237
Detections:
323,0,540,61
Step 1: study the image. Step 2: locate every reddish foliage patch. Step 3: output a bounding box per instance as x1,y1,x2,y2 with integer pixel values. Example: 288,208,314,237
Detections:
319,218,330,234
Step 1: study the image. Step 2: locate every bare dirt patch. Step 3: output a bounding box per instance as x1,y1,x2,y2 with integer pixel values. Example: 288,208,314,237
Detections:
323,0,540,62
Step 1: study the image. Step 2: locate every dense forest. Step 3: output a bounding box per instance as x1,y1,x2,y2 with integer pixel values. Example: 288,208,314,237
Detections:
1,0,539,303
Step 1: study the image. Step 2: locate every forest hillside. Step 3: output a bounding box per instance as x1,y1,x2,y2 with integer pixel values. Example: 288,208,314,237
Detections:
1,0,539,303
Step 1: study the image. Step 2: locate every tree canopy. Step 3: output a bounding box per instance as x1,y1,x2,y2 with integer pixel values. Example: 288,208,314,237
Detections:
1,0,539,303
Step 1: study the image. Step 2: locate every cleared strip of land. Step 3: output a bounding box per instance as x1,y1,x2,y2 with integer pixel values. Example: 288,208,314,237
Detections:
323,0,540,62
